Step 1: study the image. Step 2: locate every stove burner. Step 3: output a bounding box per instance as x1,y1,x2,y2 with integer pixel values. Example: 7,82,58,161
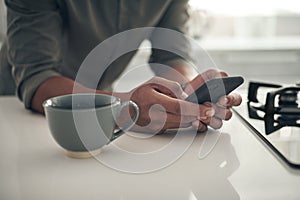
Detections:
248,82,300,135
279,90,298,107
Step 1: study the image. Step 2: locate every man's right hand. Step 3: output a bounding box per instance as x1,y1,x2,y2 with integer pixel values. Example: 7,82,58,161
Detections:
114,77,215,133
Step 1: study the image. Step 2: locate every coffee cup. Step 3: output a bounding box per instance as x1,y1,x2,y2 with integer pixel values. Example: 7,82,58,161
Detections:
43,94,139,158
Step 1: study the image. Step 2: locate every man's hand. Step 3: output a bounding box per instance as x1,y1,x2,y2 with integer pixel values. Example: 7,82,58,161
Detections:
184,69,242,131
115,77,215,133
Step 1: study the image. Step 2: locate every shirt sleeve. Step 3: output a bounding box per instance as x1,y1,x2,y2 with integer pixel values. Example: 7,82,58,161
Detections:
149,0,193,75
5,0,62,109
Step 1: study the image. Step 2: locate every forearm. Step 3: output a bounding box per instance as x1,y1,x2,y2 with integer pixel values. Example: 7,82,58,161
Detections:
31,76,112,113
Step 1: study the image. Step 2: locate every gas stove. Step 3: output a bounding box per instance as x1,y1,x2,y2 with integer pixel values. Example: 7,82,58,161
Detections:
234,81,300,169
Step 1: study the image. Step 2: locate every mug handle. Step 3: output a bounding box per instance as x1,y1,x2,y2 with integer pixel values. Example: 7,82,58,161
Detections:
110,101,139,141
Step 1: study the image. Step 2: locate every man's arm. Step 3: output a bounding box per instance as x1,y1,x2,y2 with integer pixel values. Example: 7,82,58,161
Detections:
6,0,64,109
31,76,112,113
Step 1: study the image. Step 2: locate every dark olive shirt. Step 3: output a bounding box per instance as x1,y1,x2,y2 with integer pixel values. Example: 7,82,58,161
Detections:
1,0,190,109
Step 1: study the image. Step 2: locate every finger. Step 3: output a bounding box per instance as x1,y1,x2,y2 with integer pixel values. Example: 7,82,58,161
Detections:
150,111,197,124
224,109,233,121
216,95,228,107
204,102,232,120
153,92,215,118
195,69,228,87
213,104,227,120
163,122,192,130
185,69,228,95
147,77,187,99
213,107,232,121
206,117,223,129
201,69,228,81
226,93,242,107
165,113,197,124
139,109,196,131
197,101,232,124
192,120,208,132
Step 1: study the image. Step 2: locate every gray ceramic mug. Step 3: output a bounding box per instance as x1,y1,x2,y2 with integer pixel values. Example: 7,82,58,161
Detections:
43,94,139,158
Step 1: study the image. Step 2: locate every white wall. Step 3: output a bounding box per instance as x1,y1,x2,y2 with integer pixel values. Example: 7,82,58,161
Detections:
189,13,300,39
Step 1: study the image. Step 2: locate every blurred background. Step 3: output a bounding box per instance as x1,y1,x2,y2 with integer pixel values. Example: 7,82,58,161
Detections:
116,0,300,91
188,0,300,39
187,0,300,86
0,0,299,91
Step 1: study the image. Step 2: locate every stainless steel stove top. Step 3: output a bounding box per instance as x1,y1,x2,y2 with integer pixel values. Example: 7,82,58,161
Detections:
234,82,300,169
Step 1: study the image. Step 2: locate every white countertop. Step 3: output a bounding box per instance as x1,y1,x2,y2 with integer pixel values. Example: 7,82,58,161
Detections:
0,96,300,200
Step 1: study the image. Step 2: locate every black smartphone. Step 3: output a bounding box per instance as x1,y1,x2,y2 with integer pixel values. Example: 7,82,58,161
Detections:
185,76,244,104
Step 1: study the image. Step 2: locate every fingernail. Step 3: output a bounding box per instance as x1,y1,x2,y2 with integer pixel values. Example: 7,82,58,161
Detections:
225,97,229,104
198,109,214,120
218,97,228,106
180,92,188,100
192,120,200,129
199,116,207,120
206,109,215,117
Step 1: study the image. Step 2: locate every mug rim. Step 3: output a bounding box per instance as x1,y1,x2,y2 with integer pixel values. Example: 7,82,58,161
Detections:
43,93,120,111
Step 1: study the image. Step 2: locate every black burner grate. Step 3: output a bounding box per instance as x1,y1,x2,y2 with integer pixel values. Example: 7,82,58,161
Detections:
248,82,300,134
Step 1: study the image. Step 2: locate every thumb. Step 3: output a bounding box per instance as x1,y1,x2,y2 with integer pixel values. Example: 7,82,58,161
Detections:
148,77,188,99
184,69,228,95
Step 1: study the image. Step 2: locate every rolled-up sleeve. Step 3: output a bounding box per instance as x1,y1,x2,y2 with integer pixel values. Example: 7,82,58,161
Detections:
5,0,62,109
149,0,193,75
